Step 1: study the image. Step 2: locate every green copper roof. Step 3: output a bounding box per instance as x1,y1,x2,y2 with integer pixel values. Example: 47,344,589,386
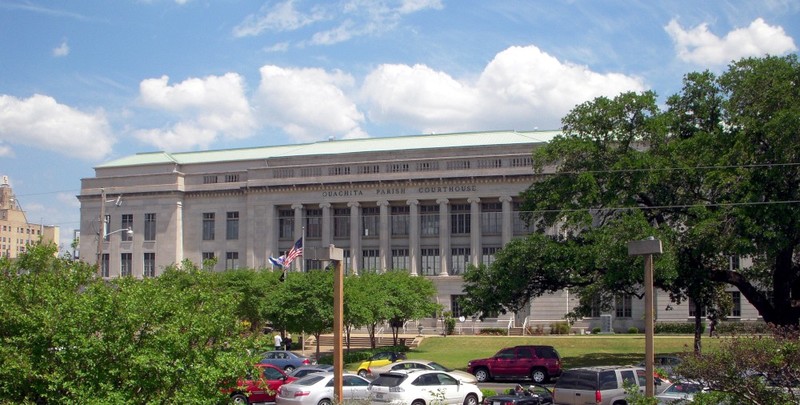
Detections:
97,130,558,168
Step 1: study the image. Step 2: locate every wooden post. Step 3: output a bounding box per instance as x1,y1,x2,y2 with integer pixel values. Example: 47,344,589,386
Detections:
333,257,344,402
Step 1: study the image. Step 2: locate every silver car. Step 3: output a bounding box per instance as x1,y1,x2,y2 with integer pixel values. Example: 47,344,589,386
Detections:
276,372,371,405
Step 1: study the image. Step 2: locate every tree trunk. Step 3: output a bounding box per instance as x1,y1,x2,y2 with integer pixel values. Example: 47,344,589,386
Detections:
693,309,703,354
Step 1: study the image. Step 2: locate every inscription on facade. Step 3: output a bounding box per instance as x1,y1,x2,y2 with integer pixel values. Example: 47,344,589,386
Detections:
321,185,477,198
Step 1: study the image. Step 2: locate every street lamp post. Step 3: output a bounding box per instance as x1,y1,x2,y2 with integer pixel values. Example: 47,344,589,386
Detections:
628,236,663,398
95,188,127,275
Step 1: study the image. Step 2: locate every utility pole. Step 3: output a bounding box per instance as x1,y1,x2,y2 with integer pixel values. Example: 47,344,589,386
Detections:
628,237,663,398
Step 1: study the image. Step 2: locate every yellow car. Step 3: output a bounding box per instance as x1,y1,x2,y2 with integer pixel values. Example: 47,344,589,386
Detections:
355,351,406,378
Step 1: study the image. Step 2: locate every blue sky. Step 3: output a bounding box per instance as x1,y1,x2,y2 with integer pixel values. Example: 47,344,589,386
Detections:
0,0,798,251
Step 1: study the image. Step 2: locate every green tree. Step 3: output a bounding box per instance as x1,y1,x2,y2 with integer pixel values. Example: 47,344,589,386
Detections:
282,270,334,359
0,243,256,404
382,270,440,345
345,271,389,349
461,55,800,337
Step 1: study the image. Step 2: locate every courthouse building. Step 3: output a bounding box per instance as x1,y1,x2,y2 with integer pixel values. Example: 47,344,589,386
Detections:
78,130,760,332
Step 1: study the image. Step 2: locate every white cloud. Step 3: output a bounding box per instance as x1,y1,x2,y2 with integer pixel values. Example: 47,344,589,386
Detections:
361,45,645,132
665,18,797,65
0,94,114,160
0,142,12,157
233,0,326,37
135,73,257,150
398,0,443,14
254,65,366,141
52,39,69,57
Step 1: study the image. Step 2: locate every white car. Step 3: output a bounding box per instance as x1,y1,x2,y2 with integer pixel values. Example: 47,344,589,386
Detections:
276,372,371,405
367,360,478,384
368,369,482,405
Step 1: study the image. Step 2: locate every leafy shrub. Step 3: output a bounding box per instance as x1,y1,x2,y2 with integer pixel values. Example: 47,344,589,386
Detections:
480,389,497,398
478,327,506,336
550,322,571,335
592,327,602,334
526,324,546,335
715,321,770,335
627,327,640,334
654,322,703,334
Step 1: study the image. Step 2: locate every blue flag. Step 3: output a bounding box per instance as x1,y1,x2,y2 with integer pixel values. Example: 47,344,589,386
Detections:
269,255,285,268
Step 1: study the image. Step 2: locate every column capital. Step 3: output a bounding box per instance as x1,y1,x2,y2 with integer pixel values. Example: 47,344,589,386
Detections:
499,195,513,203
468,197,481,204
436,198,449,205
347,201,360,208
291,203,304,210
319,202,332,209
376,200,389,207
406,199,419,206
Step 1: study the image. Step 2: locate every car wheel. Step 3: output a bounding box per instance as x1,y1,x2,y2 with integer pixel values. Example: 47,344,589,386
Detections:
463,393,479,405
317,399,333,405
285,365,295,373
474,368,490,382
411,400,426,405
231,393,249,404
531,368,547,383
358,369,368,378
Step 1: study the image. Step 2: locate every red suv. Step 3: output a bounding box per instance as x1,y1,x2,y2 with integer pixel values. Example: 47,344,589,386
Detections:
467,345,562,383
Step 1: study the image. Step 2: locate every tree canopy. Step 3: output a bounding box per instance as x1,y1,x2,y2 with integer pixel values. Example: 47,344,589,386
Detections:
462,54,800,328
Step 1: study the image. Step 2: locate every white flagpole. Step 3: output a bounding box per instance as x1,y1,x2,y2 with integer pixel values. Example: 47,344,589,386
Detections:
301,226,306,273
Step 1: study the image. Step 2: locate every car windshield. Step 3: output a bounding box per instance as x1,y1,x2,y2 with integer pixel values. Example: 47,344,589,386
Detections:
427,362,450,371
372,374,406,387
295,375,326,386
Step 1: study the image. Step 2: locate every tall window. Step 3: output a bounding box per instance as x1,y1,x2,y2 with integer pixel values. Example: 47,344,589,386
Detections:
144,213,156,241
481,202,502,234
451,204,470,234
343,250,352,275
333,208,350,238
103,214,111,241
278,209,294,239
202,213,215,240
121,214,133,241
615,294,633,318
729,291,741,317
688,298,707,317
101,253,110,277
225,252,239,270
202,252,216,270
512,202,532,234
143,252,155,277
306,208,322,238
482,247,499,266
420,205,439,236
421,248,440,276
451,294,466,318
392,248,409,271
451,247,470,275
362,207,379,237
590,295,602,317
362,249,379,272
226,211,239,240
391,205,409,236
120,253,132,277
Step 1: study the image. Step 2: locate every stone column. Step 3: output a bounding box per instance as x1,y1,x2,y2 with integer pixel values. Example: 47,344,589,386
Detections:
348,201,360,275
292,203,303,271
500,195,513,246
407,199,419,276
265,204,277,264
320,202,332,269
174,200,184,264
437,198,450,276
378,200,390,272
469,197,481,267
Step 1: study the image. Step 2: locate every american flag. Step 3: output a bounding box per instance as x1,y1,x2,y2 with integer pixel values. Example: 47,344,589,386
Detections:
284,237,303,266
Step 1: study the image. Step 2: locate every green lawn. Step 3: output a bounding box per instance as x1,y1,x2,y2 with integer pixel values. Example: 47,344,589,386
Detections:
402,335,719,371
